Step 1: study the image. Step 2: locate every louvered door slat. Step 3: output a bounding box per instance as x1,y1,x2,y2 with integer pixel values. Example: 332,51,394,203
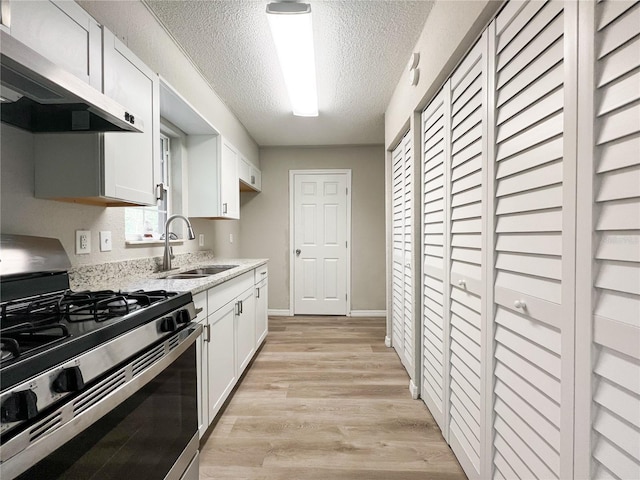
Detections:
447,35,485,480
421,90,447,430
492,2,571,478
590,3,640,478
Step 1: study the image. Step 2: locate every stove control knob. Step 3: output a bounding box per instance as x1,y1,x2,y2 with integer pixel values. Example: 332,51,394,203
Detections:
177,309,191,324
160,316,178,332
1,390,38,423
52,367,85,393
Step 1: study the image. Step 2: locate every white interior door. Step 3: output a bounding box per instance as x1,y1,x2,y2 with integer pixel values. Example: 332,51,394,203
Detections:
292,172,350,315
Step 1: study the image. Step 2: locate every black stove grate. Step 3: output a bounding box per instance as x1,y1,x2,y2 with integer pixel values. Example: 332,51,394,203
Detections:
0,289,177,365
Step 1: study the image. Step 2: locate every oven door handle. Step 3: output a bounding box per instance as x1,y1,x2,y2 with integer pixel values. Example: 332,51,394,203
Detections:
0,323,203,479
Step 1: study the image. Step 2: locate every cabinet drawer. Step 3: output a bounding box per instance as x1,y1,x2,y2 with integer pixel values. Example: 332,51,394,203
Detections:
208,271,253,314
193,291,207,320
254,265,268,284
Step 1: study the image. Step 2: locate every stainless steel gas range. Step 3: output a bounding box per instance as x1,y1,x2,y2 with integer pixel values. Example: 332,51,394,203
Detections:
0,234,201,479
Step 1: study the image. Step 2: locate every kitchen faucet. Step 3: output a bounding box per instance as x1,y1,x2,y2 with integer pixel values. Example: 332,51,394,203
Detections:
162,215,196,271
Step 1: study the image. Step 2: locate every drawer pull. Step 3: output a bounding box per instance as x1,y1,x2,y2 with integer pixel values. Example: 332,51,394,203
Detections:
514,300,527,310
458,279,466,288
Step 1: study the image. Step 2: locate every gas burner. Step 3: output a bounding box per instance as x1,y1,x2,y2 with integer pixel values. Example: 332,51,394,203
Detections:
0,323,70,364
106,298,139,315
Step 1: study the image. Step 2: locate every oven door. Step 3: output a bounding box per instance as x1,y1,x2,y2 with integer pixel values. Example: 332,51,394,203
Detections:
2,324,201,480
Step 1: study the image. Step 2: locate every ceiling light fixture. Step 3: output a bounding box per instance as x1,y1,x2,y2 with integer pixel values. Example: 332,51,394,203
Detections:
266,2,318,117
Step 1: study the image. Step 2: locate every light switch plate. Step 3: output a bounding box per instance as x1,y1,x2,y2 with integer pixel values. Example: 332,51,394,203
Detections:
76,230,91,254
100,231,112,252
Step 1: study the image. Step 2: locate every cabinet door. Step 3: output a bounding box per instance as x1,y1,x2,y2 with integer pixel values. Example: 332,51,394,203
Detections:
255,278,268,346
221,140,240,219
7,0,101,89
103,28,159,205
236,288,256,375
207,301,237,421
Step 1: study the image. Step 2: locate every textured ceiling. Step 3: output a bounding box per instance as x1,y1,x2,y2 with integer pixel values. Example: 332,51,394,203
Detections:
144,0,434,146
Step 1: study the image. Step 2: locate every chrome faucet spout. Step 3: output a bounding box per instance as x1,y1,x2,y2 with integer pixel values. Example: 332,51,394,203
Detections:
162,215,195,271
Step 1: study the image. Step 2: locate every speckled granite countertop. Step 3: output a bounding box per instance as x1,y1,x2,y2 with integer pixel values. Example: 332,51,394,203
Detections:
123,258,268,295
69,252,267,295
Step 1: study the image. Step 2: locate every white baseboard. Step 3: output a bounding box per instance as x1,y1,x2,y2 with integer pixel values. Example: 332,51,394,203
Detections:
267,309,292,317
384,335,392,348
409,379,419,400
350,310,387,317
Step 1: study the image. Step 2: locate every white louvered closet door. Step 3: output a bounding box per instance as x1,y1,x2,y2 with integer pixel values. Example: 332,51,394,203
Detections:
447,34,486,480
421,89,448,431
391,131,413,372
582,1,640,478
402,133,414,372
391,139,406,363
490,2,576,479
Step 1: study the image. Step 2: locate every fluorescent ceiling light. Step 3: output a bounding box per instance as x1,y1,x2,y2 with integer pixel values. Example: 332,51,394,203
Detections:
266,2,318,117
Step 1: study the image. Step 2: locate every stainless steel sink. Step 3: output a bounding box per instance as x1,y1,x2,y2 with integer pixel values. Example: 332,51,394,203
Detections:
160,265,237,280
163,273,209,280
180,265,238,275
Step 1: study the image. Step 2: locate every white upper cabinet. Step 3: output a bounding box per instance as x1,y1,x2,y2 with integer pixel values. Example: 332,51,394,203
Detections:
239,156,262,192
221,140,240,218
34,25,159,206
102,28,158,205
3,0,101,89
186,135,240,219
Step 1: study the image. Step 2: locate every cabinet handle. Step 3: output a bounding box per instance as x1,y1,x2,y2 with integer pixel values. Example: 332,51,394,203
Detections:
251,175,255,185
514,300,527,310
204,324,211,342
235,301,240,316
458,279,466,289
256,287,260,299
240,300,243,314
223,203,228,214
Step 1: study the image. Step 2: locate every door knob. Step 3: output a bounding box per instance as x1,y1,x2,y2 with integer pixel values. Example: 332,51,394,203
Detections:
295,249,301,256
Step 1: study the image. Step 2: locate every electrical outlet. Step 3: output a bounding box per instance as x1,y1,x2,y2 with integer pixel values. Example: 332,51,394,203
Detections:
229,233,233,244
100,231,112,252
76,230,91,254
198,234,205,247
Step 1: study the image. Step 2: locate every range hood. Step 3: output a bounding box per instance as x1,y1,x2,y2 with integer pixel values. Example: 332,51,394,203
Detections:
0,31,143,133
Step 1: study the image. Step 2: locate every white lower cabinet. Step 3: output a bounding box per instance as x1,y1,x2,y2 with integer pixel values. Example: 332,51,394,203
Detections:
207,300,237,420
195,264,268,435
255,265,268,346
235,287,256,376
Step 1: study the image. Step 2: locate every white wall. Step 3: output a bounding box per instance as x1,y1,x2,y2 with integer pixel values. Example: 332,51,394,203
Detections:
240,146,386,312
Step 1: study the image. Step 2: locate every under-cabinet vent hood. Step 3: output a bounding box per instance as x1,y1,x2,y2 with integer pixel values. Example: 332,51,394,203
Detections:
0,31,143,133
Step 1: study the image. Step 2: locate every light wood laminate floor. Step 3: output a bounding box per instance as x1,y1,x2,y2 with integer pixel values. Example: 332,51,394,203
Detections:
199,316,466,480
